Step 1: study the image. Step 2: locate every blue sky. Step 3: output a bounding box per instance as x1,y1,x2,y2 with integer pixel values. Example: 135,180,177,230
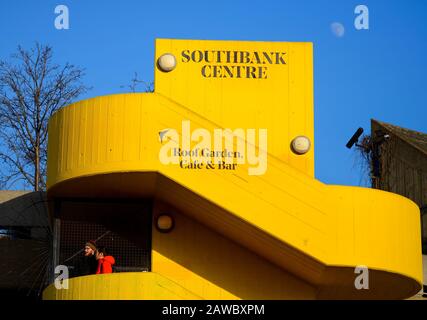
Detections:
1,0,427,188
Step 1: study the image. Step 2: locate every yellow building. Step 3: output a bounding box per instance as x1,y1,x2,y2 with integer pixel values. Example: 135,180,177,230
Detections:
42,39,422,300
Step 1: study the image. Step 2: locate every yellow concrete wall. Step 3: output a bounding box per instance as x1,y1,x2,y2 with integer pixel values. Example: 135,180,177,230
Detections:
151,201,316,300
42,272,202,300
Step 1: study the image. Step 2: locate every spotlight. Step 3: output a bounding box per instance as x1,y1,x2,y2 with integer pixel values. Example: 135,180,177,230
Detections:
157,53,176,72
291,136,311,155
156,214,174,233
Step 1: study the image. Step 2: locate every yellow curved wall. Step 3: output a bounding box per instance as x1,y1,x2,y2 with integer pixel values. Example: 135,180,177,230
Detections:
45,92,422,299
44,39,423,300
43,272,202,300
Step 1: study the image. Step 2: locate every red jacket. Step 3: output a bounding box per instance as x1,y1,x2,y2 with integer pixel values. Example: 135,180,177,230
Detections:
96,256,115,274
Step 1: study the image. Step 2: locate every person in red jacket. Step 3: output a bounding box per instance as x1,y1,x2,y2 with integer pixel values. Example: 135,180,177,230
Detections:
95,246,115,274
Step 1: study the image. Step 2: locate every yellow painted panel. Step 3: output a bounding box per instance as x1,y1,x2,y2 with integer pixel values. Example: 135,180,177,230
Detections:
155,39,314,176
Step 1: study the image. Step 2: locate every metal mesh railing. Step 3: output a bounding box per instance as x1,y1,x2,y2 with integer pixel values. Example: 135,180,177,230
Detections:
59,219,151,276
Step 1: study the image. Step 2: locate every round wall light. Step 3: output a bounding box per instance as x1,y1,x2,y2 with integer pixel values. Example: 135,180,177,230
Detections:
291,136,311,155
157,53,176,72
156,214,175,233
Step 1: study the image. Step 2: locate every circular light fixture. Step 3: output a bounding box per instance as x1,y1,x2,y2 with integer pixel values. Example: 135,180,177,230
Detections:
156,214,174,233
157,53,176,72
291,136,311,155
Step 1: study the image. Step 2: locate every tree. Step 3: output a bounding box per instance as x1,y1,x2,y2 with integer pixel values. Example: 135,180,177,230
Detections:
120,72,154,93
0,43,89,191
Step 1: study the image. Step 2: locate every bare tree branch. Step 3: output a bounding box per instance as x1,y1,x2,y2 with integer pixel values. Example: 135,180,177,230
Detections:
120,72,154,93
0,43,90,191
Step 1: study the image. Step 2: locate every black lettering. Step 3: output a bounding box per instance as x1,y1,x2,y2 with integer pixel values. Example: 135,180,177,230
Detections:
276,52,286,64
240,51,251,64
222,65,233,78
253,52,262,64
262,52,273,64
246,66,257,78
218,162,237,170
216,51,222,63
204,50,213,63
212,65,221,78
201,65,211,77
258,66,268,79
206,162,215,169
235,65,242,78
233,51,239,63
191,50,203,63
181,50,190,63
225,51,231,63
